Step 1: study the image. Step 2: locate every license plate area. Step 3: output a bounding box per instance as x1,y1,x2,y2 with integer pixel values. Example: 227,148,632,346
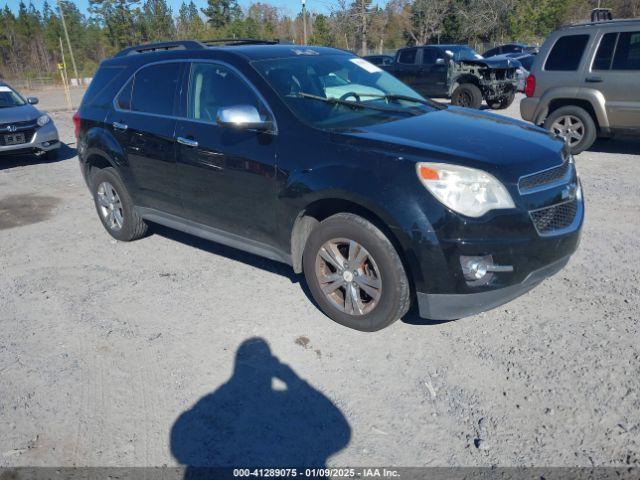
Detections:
4,133,26,145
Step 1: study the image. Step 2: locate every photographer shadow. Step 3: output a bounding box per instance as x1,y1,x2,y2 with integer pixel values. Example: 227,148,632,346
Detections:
170,338,351,476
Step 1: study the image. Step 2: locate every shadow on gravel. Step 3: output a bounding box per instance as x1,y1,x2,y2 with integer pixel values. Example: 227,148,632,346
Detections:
170,337,351,475
401,304,457,327
152,225,323,311
0,142,76,170
589,138,640,155
0,193,61,230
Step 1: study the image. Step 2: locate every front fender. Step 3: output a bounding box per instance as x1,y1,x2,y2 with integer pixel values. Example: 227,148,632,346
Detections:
280,160,447,292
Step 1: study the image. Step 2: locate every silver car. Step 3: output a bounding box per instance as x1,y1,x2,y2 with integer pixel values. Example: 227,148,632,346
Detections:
521,17,640,154
0,82,60,159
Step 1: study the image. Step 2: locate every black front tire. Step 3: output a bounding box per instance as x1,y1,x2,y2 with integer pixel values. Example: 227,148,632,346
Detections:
451,83,483,109
90,167,148,241
302,213,411,332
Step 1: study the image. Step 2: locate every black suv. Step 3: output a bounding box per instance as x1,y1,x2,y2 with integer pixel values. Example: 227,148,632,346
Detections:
77,40,583,331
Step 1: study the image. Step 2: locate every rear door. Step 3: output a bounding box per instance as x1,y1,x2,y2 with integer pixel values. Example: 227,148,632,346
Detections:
589,29,640,130
108,62,184,215
419,47,449,97
392,48,421,86
174,61,279,246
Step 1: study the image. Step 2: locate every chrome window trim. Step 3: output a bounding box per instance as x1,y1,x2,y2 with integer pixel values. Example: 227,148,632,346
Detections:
111,58,278,134
517,155,575,195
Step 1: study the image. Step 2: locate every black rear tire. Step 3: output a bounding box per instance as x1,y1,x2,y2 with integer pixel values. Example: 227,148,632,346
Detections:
302,213,411,332
90,167,148,241
451,83,483,109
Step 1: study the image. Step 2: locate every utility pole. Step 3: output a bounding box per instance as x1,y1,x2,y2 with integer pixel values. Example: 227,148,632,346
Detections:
302,0,307,45
57,0,79,86
58,37,72,109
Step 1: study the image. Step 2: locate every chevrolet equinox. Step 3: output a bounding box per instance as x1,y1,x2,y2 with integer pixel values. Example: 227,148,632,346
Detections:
76,40,584,331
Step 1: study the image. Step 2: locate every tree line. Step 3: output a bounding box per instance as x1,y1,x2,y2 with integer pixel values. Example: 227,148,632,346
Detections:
1,0,639,82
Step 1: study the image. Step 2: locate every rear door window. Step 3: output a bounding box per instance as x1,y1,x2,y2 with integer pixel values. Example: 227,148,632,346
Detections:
398,48,417,65
131,62,181,116
593,32,618,70
545,34,590,71
612,31,640,70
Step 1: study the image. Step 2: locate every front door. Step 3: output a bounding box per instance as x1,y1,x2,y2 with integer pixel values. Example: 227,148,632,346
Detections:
175,62,278,246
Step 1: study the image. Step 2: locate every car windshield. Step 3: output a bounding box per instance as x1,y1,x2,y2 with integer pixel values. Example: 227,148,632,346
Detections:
252,54,442,130
0,86,26,108
444,46,484,62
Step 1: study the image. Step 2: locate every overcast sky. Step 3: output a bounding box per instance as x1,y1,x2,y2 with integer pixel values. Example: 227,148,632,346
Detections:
2,0,346,17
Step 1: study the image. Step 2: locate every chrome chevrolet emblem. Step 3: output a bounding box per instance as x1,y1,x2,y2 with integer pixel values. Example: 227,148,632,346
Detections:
6,125,17,132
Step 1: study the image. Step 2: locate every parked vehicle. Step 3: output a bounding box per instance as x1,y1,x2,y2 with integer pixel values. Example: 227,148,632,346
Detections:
363,55,395,67
521,17,640,154
483,43,538,58
381,44,518,109
77,40,583,331
492,53,535,92
0,82,60,159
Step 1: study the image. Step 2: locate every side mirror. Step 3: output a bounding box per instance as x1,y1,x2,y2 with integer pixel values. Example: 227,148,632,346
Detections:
435,58,446,65
216,105,274,132
27,97,39,105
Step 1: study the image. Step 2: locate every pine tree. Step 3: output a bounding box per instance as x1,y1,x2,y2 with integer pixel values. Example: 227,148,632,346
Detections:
201,0,241,29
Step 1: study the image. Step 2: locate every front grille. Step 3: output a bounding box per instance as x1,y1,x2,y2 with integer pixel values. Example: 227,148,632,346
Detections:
519,159,572,193
530,198,578,235
0,119,37,132
0,128,35,146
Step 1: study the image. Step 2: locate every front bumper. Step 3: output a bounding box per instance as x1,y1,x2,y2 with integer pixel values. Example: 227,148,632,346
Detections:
0,121,60,155
417,254,570,320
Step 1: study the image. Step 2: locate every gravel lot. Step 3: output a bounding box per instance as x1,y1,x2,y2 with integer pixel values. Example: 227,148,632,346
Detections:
1,89,639,468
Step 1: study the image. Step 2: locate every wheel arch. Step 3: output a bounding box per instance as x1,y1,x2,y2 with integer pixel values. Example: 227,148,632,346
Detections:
289,197,416,298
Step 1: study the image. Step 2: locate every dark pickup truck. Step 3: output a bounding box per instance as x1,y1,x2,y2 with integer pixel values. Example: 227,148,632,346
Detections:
381,44,519,110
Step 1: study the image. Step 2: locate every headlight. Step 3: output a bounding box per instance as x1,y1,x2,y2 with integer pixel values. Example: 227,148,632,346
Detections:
37,114,50,127
416,162,515,217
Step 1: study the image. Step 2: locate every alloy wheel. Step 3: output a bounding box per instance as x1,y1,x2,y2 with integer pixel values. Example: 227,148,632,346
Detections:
96,181,124,231
314,238,382,316
551,115,585,147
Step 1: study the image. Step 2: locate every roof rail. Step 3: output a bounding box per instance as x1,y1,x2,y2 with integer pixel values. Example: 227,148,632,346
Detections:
561,17,640,29
201,38,281,46
114,40,205,57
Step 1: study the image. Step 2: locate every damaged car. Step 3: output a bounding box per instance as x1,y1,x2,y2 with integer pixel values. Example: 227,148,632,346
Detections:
382,44,518,109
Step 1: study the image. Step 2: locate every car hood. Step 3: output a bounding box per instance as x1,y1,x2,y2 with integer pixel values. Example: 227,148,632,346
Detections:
337,106,565,183
457,57,516,69
0,104,40,123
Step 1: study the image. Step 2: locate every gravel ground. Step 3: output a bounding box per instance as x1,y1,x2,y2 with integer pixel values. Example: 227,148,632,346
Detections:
1,91,639,468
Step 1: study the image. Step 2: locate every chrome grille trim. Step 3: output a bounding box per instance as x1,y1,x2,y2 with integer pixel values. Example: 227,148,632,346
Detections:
518,156,574,194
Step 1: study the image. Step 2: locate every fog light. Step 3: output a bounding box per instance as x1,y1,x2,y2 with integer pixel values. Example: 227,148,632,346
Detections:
460,255,514,283
461,255,490,281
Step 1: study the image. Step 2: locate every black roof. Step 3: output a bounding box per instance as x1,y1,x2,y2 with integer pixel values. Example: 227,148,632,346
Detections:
110,40,349,63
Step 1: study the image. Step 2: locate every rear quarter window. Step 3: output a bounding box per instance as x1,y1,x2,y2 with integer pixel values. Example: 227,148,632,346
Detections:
545,34,590,71
81,65,128,109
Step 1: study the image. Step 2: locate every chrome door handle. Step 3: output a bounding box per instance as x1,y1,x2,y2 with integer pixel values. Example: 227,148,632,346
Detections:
112,122,128,131
585,76,603,83
177,136,198,148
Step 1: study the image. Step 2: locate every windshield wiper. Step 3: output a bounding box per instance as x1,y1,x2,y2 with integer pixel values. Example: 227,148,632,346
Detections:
296,92,417,116
365,93,445,110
